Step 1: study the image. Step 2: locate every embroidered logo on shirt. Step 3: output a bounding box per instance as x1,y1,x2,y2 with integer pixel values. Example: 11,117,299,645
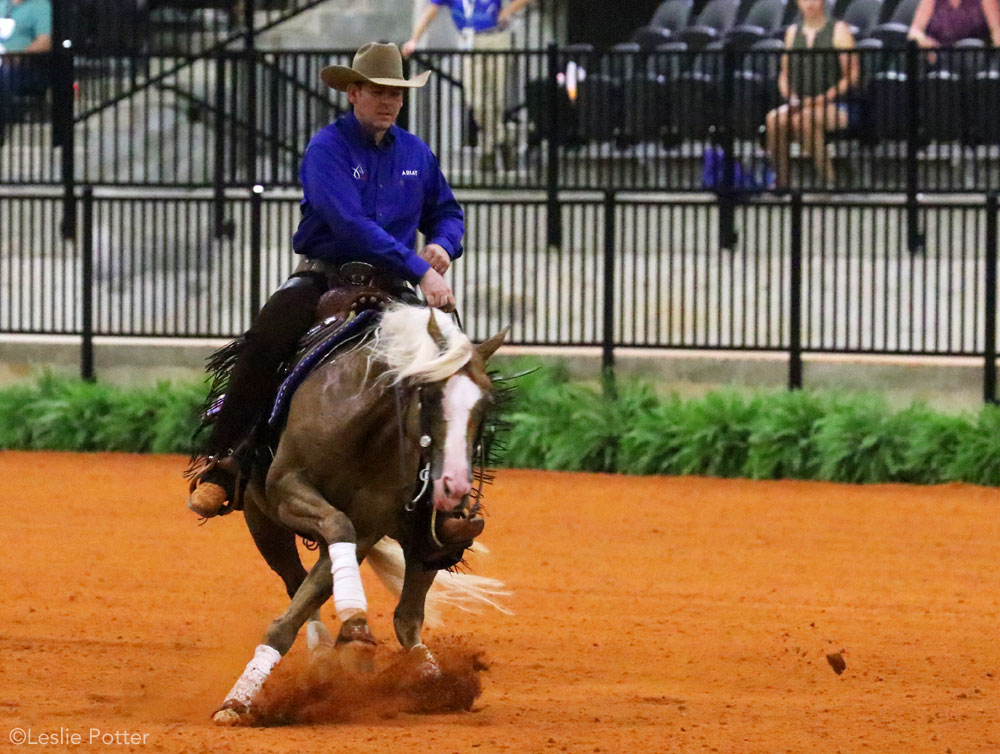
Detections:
402,169,419,177
352,164,365,180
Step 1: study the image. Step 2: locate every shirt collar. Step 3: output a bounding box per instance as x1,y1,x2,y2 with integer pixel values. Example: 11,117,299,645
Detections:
344,111,397,150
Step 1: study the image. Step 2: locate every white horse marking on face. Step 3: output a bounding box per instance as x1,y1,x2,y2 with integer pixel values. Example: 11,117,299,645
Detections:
435,373,483,509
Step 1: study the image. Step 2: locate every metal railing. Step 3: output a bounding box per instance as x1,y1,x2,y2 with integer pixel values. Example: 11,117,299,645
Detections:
1,187,997,400
6,44,1000,197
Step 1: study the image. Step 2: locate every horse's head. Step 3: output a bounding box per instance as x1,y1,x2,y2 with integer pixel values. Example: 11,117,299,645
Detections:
372,305,507,513
422,321,506,512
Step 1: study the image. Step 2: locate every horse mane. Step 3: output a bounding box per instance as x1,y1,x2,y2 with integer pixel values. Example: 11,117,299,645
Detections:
369,304,474,384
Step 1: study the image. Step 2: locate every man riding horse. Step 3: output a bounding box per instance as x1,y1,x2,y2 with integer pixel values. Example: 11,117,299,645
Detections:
187,42,467,521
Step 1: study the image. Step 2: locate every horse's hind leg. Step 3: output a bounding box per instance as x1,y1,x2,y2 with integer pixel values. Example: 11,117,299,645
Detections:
393,554,443,680
213,551,334,725
244,498,331,651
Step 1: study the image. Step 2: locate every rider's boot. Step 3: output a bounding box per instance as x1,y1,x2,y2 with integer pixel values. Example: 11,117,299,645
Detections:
187,272,327,518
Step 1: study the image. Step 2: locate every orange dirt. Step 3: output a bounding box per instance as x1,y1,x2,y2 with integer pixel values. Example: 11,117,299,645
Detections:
1,451,999,753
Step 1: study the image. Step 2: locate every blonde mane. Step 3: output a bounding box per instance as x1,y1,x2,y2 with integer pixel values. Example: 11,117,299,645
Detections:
369,305,474,384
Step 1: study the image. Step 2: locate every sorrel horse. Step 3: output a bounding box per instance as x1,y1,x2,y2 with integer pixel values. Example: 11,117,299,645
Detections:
212,304,508,724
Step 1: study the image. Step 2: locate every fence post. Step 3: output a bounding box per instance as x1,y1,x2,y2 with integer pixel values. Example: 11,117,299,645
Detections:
55,42,76,240
546,42,562,251
244,4,259,188
213,53,230,238
717,41,738,250
250,185,264,322
788,192,803,390
905,40,924,253
81,187,95,382
985,193,998,404
602,190,617,399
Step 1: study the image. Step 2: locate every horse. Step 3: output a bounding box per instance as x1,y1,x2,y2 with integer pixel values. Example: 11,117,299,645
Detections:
212,303,509,725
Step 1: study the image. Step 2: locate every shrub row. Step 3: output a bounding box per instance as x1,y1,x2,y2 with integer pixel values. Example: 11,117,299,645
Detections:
1,369,998,486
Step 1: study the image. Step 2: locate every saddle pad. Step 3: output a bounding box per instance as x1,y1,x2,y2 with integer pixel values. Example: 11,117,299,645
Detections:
268,308,380,427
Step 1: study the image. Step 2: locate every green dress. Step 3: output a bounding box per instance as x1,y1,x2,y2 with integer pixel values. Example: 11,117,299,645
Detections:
787,20,842,99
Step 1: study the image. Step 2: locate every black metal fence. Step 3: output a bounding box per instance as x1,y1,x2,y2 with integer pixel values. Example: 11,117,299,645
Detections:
1,188,996,399
6,44,1000,194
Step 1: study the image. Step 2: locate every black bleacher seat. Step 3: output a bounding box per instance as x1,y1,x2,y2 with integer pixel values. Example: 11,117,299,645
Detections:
671,40,726,137
842,0,883,37
730,67,768,137
938,37,987,77
622,74,671,142
921,68,966,142
869,69,909,139
889,0,920,24
608,42,642,80
524,77,578,146
651,0,696,32
679,0,741,50
631,25,675,49
576,75,624,142
868,21,909,48
730,0,787,40
969,67,1000,144
649,40,691,78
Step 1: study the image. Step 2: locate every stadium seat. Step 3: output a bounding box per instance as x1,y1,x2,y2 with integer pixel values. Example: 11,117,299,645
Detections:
670,40,726,138
868,69,909,139
651,0,695,32
730,68,768,137
679,0,741,50
868,21,909,48
936,37,987,78
968,67,1000,144
920,68,966,142
524,76,578,146
631,25,674,50
841,0,883,37
575,75,624,142
648,40,691,78
622,74,671,141
608,42,642,80
729,0,787,45
889,0,920,24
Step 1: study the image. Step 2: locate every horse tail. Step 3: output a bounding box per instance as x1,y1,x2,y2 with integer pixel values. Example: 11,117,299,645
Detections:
366,539,513,629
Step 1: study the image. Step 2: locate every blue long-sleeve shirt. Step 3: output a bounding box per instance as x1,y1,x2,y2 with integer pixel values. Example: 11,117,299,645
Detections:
292,112,464,284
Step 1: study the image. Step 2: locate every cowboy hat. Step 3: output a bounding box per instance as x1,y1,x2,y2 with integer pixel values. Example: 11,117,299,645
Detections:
321,42,430,91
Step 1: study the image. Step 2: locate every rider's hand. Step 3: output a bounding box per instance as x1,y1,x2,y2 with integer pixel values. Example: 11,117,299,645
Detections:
401,39,418,57
418,243,451,275
418,268,456,312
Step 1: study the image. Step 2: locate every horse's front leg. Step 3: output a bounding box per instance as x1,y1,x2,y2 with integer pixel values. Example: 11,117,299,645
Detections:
270,469,376,673
394,555,443,680
214,551,332,724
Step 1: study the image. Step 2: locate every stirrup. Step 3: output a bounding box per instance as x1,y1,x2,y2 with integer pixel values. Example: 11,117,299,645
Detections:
186,454,238,518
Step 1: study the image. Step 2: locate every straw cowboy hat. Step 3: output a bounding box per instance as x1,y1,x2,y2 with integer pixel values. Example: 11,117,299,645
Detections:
321,42,431,91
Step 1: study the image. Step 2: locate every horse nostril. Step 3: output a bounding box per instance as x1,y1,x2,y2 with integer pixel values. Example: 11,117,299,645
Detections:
443,480,452,496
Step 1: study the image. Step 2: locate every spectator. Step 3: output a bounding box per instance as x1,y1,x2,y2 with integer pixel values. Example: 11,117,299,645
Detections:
765,0,859,189
0,0,52,143
908,0,1000,49
402,0,535,172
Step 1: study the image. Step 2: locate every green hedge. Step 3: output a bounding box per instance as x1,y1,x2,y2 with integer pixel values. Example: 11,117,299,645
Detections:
1,369,998,485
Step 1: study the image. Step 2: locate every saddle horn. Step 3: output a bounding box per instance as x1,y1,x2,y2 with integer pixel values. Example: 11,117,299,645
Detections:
426,310,450,351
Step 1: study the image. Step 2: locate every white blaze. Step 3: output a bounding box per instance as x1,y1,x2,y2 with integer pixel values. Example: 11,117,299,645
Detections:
439,374,482,500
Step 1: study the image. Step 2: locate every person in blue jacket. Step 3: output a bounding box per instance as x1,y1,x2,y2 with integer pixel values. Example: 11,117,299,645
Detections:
187,42,465,518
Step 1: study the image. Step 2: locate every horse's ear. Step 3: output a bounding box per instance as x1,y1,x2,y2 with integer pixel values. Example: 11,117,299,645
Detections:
477,327,509,362
426,310,449,351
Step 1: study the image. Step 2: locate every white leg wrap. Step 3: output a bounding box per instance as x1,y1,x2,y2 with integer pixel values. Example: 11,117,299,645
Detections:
224,644,281,708
329,541,367,621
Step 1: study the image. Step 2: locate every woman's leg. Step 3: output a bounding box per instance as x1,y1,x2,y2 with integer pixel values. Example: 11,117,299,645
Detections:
799,102,848,187
765,104,795,189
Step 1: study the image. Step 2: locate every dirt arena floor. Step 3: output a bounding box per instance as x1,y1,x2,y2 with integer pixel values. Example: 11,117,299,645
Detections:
1,451,999,753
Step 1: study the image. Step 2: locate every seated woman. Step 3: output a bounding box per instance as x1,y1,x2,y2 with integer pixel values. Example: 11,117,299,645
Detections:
908,0,1000,49
765,0,859,190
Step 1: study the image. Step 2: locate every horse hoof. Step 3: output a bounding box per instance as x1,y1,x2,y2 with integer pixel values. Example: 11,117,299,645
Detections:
211,700,248,726
337,639,376,674
408,644,442,682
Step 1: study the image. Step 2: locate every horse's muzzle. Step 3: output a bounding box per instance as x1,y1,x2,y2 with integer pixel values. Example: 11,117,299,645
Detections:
433,474,471,512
